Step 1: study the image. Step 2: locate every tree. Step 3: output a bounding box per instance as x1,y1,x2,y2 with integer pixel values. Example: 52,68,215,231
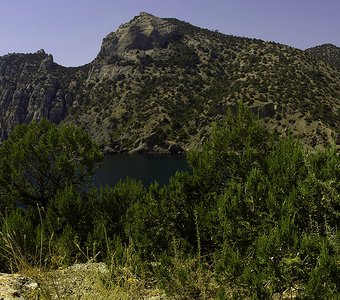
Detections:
0,119,103,207
185,103,340,297
187,102,270,196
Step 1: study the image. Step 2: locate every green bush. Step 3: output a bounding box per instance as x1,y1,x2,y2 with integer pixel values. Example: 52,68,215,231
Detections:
0,209,36,271
0,119,103,207
0,104,339,298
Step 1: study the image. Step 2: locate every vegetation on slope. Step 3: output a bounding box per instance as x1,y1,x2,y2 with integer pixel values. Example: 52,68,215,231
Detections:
1,13,339,152
72,14,340,151
0,105,339,299
306,44,340,70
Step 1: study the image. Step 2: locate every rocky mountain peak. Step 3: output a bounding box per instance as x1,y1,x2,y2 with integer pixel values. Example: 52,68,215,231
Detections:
36,48,46,54
97,12,180,60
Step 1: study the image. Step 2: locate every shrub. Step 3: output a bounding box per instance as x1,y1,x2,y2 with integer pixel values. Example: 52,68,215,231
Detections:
0,119,103,208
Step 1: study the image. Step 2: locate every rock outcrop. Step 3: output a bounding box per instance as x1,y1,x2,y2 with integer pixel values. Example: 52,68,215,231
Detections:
0,51,88,140
0,273,38,299
98,12,181,60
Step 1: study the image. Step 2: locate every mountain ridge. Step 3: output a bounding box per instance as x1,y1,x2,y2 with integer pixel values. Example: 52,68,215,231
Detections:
305,43,340,70
0,12,339,152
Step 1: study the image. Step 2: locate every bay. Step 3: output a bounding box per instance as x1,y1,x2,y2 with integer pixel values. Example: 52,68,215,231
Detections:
92,154,189,187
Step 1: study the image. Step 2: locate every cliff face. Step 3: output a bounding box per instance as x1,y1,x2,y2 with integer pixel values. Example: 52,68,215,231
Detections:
1,12,339,152
0,50,88,140
98,12,181,58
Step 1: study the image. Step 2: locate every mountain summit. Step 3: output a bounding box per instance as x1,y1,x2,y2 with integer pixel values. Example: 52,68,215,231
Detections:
305,43,340,70
0,13,339,152
98,12,180,59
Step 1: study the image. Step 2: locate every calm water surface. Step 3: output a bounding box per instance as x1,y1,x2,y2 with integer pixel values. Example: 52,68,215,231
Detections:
93,154,189,187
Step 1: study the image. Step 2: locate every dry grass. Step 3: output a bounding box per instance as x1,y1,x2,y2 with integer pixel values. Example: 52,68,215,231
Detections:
21,263,166,300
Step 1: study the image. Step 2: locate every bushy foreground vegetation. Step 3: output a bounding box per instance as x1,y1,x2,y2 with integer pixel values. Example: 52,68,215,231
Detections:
0,105,339,299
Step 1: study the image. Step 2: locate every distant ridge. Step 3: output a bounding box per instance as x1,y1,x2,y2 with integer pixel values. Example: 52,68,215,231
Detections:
305,43,340,69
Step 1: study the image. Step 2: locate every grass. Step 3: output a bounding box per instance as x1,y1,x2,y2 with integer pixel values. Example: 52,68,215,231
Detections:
1,221,223,300
21,255,223,300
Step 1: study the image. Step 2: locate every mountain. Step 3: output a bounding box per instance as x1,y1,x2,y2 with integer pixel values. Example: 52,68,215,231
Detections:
1,12,339,152
305,43,340,70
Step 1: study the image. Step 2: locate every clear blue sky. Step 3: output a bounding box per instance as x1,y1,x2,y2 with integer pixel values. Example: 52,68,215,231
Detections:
1,0,339,67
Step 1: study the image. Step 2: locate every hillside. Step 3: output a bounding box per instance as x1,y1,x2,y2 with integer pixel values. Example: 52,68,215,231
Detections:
0,12,339,152
305,43,340,70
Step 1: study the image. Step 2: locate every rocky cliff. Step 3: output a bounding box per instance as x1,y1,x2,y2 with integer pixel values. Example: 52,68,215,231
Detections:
0,50,88,140
1,12,339,152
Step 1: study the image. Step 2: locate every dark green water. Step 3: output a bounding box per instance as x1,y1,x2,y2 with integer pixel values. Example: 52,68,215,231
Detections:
93,154,189,187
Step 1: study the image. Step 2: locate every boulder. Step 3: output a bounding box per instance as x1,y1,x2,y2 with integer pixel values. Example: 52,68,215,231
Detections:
152,145,168,153
0,273,38,300
129,142,149,154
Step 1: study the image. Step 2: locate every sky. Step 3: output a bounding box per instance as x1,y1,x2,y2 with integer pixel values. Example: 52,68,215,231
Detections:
1,0,339,67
